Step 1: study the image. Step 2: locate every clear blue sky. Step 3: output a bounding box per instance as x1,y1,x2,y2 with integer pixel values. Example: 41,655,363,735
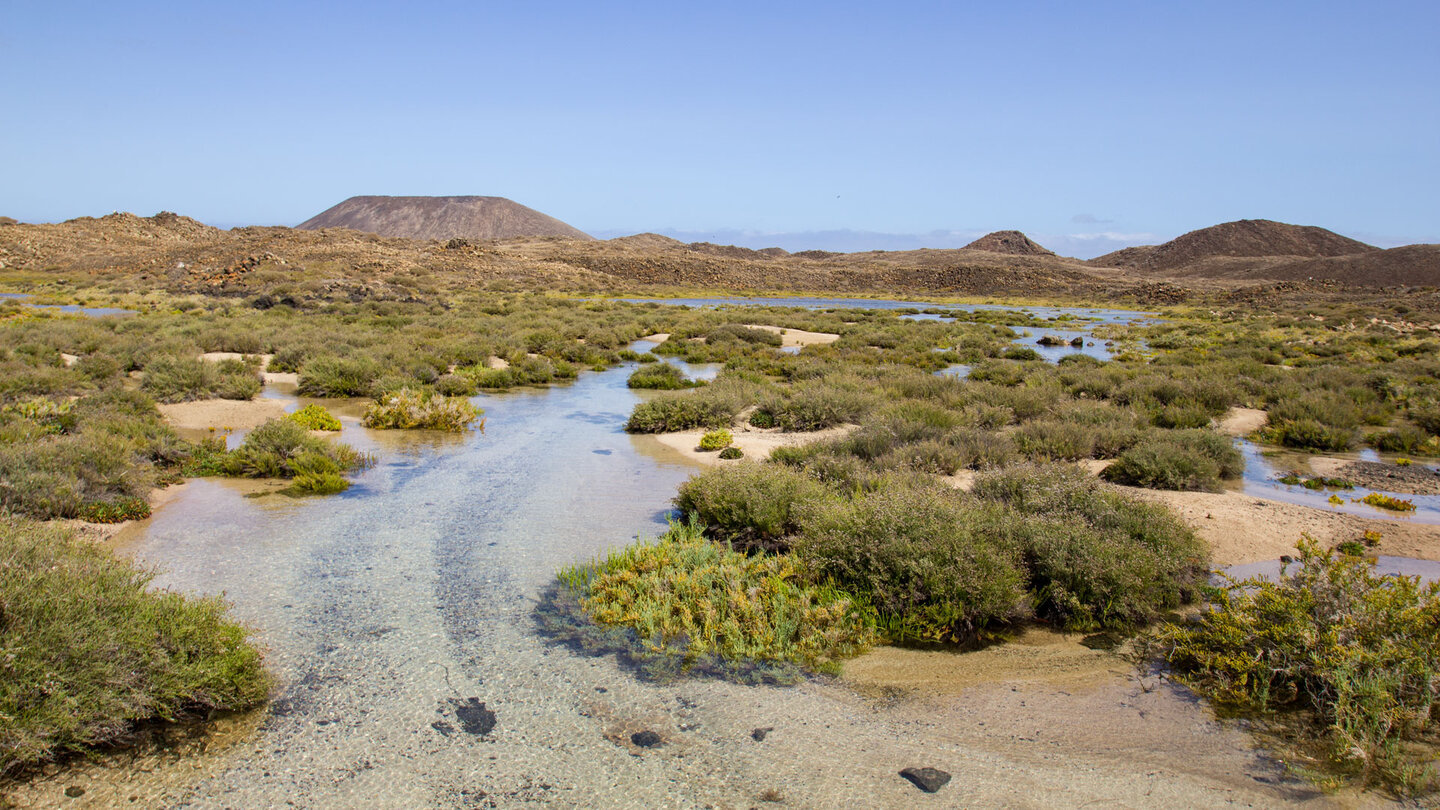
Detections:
3,1,1436,257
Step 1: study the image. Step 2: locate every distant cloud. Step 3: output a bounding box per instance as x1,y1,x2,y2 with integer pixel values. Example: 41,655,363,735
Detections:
1070,213,1114,225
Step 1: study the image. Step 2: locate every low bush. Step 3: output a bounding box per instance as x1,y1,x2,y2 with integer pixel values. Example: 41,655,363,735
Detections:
973,465,1208,629
1102,430,1242,492
362,388,482,431
1265,418,1357,453
698,428,733,451
223,419,368,493
141,356,261,403
1152,539,1440,795
627,363,699,390
0,517,269,774
674,462,828,551
718,447,743,460
287,404,342,431
553,520,874,682
796,477,1030,643
626,395,735,433
1015,420,1096,461
297,356,379,397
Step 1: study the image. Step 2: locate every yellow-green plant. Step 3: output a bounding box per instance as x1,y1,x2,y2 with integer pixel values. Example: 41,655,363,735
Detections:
288,404,341,431
1357,492,1416,512
698,428,733,451
362,387,482,431
557,520,874,678
1152,538,1440,795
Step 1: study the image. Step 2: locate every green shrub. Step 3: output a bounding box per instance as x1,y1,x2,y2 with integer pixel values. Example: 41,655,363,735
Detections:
1102,430,1241,492
1412,403,1440,437
224,419,367,487
796,478,1030,643
718,447,743,460
674,462,828,551
554,520,874,682
1366,426,1432,454
297,356,379,397
698,428,733,451
362,388,482,431
141,356,260,403
1015,420,1096,461
78,496,152,523
626,395,735,433
627,363,698,390
1001,346,1041,361
1152,539,1440,795
288,404,342,431
0,518,269,774
973,464,1207,629
1265,418,1357,453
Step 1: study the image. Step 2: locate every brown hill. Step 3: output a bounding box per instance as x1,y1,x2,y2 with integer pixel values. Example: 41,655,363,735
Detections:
1263,245,1440,286
1092,219,1375,273
297,196,593,241
963,230,1055,256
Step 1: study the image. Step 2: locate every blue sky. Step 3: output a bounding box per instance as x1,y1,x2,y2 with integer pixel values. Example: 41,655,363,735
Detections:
2,1,1436,257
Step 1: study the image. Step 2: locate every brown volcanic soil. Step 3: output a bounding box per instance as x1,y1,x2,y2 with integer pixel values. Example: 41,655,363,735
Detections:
297,195,594,241
1092,219,1376,272
1089,219,1440,287
963,230,1056,256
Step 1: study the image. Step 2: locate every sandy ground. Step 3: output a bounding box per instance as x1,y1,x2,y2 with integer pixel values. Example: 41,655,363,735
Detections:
1132,486,1440,565
487,355,510,369
743,323,841,347
653,423,856,464
158,397,288,432
60,352,78,367
638,332,670,342
1218,406,1268,437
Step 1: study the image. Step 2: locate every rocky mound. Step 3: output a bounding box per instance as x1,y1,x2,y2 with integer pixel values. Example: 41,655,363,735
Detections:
1093,219,1375,272
963,230,1055,256
297,196,593,242
1266,244,1440,287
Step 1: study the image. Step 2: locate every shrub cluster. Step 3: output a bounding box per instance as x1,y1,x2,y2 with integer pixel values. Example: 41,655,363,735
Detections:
141,356,261,403
221,419,369,494
554,520,874,682
288,404,342,431
1153,539,1440,796
0,517,269,775
362,388,482,431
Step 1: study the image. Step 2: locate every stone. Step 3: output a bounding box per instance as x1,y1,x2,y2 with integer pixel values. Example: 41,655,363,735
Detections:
630,730,663,748
900,767,951,793
751,727,774,741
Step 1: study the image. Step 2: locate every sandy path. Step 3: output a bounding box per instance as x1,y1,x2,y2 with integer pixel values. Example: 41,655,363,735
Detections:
652,423,855,464
1131,487,1440,565
743,323,840,347
158,398,288,432
1218,406,1268,437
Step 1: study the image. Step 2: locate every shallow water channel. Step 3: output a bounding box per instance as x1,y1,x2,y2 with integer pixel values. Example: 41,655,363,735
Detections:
12,306,1333,808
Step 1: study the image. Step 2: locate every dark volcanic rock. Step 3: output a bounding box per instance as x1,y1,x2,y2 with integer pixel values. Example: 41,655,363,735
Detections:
449,698,496,736
751,727,774,742
900,767,952,793
630,730,663,748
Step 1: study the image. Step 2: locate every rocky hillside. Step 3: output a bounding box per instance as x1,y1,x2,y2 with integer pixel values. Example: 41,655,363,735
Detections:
1092,220,1376,272
963,230,1055,256
297,196,593,241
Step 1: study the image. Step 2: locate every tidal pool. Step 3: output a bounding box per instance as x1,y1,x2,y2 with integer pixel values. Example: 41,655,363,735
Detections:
10,367,1307,807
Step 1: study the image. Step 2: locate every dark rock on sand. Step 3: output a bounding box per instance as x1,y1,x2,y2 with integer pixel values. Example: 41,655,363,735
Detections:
900,767,952,793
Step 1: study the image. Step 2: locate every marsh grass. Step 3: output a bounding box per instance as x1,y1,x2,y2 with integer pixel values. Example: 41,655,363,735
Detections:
141,356,261,403
0,517,269,776
627,363,700,390
362,388,482,431
550,520,874,683
1152,539,1440,796
1101,430,1242,492
222,419,369,494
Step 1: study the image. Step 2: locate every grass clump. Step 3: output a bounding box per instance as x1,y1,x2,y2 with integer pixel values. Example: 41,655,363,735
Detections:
675,462,827,551
222,419,368,494
627,363,700,390
141,356,261,403
362,388,482,431
554,520,874,682
797,478,1030,643
698,428,733,451
719,447,744,460
1102,430,1242,492
1152,539,1440,796
0,517,269,775
287,404,341,431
